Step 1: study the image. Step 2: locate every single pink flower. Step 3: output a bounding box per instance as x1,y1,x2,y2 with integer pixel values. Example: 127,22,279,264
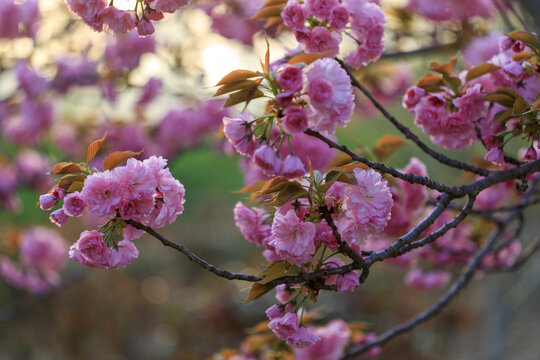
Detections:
271,209,316,264
137,18,155,36
81,170,123,218
278,65,304,93
281,1,307,29
63,191,86,217
69,230,111,269
282,106,308,135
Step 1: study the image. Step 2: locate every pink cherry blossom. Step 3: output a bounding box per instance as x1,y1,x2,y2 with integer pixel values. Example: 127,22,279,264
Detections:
102,6,136,33
20,227,67,272
271,209,316,264
304,26,341,56
278,65,304,93
149,0,190,14
137,18,155,36
223,114,256,156
63,191,86,217
282,1,307,29
405,268,451,290
234,202,271,247
81,170,124,218
69,230,111,269
282,106,308,135
65,0,107,32
253,145,282,175
295,319,351,360
50,209,68,227
306,0,339,19
280,155,306,179
305,58,355,133
335,168,393,250
40,193,58,211
329,6,349,31
107,240,139,268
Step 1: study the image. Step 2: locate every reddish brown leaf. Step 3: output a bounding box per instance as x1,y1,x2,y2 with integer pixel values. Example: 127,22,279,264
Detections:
465,63,501,82
252,5,284,20
215,80,258,97
86,132,107,164
216,70,261,86
102,150,143,171
50,162,84,175
288,51,332,65
417,75,444,88
224,85,264,108
373,134,408,161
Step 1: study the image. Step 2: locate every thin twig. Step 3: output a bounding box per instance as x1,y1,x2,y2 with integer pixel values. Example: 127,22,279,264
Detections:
125,219,263,282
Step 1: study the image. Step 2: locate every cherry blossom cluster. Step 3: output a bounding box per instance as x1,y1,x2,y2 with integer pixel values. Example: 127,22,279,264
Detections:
0,227,67,294
281,0,385,68
234,168,393,267
403,34,540,163
39,154,185,269
233,166,394,345
65,0,190,36
222,299,381,359
197,0,267,46
0,0,40,39
407,0,496,22
223,58,353,180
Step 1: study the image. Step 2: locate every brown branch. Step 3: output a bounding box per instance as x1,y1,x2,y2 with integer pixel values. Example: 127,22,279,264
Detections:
380,42,461,60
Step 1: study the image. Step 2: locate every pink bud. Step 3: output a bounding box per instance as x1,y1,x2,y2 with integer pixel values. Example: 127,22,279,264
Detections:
512,40,525,53
50,209,68,227
524,146,537,161
39,194,58,211
51,187,66,200
265,304,284,320
253,145,282,175
276,92,294,106
484,147,504,164
137,18,155,36
281,155,306,179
